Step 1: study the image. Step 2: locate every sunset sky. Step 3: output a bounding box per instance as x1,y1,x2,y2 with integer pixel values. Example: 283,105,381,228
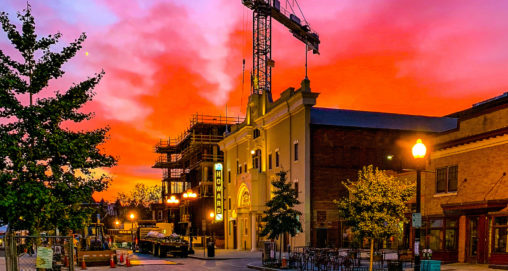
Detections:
1,0,507,201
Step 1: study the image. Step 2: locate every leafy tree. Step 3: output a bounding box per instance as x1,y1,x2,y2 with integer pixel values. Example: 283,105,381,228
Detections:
117,183,161,207
0,4,117,238
260,171,302,265
336,165,415,271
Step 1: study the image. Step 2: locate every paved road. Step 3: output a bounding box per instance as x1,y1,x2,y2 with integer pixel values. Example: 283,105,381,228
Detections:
84,251,261,271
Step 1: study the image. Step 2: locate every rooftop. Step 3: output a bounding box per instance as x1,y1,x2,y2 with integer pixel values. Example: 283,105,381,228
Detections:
311,107,458,133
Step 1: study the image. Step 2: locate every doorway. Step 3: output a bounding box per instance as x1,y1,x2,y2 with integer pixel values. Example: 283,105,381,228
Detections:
466,215,488,264
233,220,238,249
316,228,328,248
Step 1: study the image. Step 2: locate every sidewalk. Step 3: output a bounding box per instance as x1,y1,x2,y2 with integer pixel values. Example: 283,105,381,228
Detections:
189,248,262,260
246,262,500,271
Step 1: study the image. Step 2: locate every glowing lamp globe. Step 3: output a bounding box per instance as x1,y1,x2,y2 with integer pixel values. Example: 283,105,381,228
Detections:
209,212,215,218
412,139,427,159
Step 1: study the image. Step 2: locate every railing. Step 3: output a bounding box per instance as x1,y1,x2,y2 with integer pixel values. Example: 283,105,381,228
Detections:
282,247,413,271
155,113,244,152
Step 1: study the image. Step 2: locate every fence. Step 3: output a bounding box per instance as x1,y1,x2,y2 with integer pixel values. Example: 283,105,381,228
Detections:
4,235,74,271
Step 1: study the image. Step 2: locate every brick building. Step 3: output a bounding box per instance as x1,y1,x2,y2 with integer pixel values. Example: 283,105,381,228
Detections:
418,92,508,266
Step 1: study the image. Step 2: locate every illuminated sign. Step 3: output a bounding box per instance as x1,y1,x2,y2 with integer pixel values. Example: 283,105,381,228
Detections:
214,163,223,221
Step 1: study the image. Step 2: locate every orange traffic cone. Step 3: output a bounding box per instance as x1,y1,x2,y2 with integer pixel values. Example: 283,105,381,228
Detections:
110,254,116,268
81,256,87,270
126,254,131,267
119,253,124,265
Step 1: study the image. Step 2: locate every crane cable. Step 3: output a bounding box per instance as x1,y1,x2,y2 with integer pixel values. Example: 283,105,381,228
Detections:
240,7,246,114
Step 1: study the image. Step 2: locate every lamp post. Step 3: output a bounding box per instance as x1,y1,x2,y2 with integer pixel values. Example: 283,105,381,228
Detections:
166,195,180,225
183,190,197,254
129,213,135,251
412,139,426,271
205,211,215,257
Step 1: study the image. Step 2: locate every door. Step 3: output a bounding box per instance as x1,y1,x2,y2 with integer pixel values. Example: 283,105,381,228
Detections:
316,228,328,248
233,221,238,249
467,215,488,264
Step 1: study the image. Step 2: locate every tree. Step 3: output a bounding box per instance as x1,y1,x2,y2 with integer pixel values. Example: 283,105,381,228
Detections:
117,183,161,207
260,171,302,265
0,4,116,237
336,165,415,271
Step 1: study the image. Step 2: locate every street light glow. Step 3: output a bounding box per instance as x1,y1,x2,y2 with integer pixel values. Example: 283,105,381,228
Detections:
129,213,135,220
209,211,215,218
115,220,120,225
412,139,426,159
167,195,180,204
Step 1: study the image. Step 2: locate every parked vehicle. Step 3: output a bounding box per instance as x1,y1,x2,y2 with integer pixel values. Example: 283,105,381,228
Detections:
136,220,188,258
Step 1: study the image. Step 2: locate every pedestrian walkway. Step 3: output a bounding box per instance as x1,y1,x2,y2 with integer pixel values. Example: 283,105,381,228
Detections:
441,263,500,270
189,248,262,260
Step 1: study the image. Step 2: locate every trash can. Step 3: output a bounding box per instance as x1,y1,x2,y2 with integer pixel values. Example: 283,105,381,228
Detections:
421,260,440,271
388,261,403,271
207,239,215,257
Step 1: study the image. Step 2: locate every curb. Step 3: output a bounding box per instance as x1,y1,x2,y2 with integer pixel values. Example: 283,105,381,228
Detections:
187,255,232,261
247,264,296,271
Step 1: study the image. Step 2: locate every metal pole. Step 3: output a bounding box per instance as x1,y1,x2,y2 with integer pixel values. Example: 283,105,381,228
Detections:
414,169,421,271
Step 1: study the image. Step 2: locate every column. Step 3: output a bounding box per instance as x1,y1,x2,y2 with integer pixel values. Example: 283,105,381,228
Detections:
251,213,257,251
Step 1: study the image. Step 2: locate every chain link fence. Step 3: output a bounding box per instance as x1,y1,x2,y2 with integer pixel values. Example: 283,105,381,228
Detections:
4,235,74,271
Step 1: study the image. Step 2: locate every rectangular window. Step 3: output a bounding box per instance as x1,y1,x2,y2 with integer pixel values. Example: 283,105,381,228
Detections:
228,198,231,210
494,216,508,253
445,219,458,250
229,221,232,235
268,154,272,170
275,151,280,167
294,181,299,198
294,142,299,161
228,170,231,183
436,166,459,193
244,163,247,173
237,160,240,174
429,219,444,251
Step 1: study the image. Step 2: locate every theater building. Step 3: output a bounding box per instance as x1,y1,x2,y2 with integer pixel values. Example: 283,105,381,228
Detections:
419,93,508,266
219,79,456,250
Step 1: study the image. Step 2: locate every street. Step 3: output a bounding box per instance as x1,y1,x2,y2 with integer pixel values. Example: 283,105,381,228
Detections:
0,249,263,271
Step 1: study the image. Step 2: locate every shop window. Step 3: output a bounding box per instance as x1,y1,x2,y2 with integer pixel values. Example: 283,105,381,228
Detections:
494,216,508,253
436,166,458,193
445,219,458,250
428,219,443,251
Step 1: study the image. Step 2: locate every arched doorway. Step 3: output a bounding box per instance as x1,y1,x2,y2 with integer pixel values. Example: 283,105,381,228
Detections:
237,183,251,250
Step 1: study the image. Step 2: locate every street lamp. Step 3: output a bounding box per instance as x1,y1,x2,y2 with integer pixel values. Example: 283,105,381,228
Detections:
128,213,136,250
182,190,197,254
412,139,426,271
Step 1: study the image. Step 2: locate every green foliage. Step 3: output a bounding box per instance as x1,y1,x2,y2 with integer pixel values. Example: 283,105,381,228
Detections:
117,183,161,207
336,165,415,240
260,171,302,240
0,5,117,233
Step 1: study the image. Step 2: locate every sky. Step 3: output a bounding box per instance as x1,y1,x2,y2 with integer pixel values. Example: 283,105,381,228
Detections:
1,0,507,201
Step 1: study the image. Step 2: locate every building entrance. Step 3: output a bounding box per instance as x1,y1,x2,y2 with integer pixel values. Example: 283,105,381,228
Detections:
467,215,488,264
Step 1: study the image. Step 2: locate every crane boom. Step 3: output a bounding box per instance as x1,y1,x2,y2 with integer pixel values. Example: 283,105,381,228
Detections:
242,0,320,96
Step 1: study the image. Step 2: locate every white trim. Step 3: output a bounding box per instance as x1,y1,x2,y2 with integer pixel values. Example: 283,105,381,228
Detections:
431,134,508,159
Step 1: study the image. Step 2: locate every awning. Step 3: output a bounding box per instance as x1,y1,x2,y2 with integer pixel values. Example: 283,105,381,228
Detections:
441,199,508,215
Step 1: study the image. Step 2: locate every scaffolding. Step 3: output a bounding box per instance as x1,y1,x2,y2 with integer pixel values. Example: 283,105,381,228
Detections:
152,113,243,235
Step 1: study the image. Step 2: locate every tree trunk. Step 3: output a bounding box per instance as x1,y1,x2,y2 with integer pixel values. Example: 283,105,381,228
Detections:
369,238,374,271
279,234,283,266
5,224,18,271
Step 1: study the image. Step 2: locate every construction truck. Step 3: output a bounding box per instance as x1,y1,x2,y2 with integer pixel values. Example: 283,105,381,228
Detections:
135,220,188,258
76,222,116,266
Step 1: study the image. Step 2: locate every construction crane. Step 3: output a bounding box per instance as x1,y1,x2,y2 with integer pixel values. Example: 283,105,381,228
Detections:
242,0,320,96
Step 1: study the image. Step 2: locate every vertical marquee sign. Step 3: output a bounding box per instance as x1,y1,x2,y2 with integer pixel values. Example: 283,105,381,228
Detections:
214,163,224,221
